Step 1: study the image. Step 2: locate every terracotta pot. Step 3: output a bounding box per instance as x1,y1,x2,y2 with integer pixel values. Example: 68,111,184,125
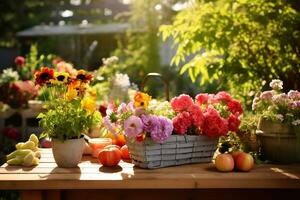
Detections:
257,119,300,163
52,137,84,168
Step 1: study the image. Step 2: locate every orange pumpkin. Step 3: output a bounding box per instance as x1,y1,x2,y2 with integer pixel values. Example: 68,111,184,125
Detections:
98,146,121,167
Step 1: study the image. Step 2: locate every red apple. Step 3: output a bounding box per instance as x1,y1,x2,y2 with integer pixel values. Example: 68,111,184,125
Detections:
235,152,254,172
215,153,234,172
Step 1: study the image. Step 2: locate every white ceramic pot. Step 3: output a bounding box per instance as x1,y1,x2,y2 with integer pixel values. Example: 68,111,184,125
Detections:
52,137,84,168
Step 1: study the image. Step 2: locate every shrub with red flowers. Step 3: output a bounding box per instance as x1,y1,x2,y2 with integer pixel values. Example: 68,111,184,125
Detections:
0,67,39,108
171,92,243,138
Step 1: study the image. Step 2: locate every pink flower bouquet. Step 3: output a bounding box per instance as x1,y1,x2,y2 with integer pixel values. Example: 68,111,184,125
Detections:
103,92,174,143
104,91,243,144
171,92,243,138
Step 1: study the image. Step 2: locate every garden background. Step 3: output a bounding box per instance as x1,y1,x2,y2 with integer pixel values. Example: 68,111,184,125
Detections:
0,0,299,199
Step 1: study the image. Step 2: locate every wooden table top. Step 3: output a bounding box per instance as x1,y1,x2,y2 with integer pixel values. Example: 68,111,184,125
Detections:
0,148,300,190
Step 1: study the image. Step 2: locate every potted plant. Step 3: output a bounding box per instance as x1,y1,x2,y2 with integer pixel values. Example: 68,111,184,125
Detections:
35,67,101,167
252,79,300,163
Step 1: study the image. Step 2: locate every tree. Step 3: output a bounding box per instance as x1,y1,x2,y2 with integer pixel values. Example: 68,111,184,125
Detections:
113,0,181,96
160,0,300,103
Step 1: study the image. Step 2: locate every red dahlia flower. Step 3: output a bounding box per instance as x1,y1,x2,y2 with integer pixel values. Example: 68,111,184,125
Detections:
34,67,55,86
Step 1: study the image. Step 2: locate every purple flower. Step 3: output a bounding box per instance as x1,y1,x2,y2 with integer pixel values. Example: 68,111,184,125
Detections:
103,116,118,136
288,90,300,100
123,116,143,138
289,101,300,109
134,107,146,116
141,114,159,133
150,116,173,143
270,79,283,90
259,91,273,101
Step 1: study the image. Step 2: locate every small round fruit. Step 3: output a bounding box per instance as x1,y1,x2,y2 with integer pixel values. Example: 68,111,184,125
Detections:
231,151,243,162
98,147,121,167
120,145,131,159
215,153,234,172
235,152,254,172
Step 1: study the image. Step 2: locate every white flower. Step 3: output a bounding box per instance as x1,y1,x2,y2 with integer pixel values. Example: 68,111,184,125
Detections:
292,119,300,126
251,97,259,110
269,79,283,90
275,114,284,122
102,56,119,66
109,73,131,102
0,68,19,84
113,73,130,88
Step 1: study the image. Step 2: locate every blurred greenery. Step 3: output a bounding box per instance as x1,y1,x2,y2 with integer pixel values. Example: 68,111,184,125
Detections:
0,0,64,47
160,0,300,108
113,0,201,98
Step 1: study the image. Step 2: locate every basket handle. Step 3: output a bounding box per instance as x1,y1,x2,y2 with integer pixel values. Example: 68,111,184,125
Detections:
140,73,170,101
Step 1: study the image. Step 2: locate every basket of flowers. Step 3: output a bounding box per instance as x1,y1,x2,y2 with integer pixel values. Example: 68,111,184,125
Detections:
104,76,243,168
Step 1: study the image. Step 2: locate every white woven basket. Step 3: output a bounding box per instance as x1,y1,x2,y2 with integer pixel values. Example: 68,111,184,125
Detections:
126,135,218,169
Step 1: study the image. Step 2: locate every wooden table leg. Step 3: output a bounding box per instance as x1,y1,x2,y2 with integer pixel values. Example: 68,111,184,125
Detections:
20,190,42,200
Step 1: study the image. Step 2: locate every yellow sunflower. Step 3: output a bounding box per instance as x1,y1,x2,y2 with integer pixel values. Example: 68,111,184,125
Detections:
51,72,70,85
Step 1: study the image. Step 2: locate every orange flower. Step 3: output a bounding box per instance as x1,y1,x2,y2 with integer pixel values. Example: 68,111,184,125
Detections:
76,70,93,83
66,80,88,100
133,92,151,108
34,67,55,86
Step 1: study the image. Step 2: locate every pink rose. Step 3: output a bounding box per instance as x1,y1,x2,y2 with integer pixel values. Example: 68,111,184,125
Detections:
171,94,194,112
14,56,25,67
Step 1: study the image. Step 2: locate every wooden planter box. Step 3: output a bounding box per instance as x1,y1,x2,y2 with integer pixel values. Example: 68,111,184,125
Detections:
126,135,217,169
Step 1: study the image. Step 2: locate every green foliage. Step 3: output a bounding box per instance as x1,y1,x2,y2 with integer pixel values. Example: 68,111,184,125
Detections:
113,0,177,95
37,98,101,141
160,0,300,100
0,0,67,47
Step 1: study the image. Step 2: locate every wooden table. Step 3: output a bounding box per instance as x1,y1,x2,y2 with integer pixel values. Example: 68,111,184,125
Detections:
0,149,300,200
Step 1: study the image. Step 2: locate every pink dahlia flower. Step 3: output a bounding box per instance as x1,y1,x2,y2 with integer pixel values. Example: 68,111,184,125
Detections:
124,116,143,138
